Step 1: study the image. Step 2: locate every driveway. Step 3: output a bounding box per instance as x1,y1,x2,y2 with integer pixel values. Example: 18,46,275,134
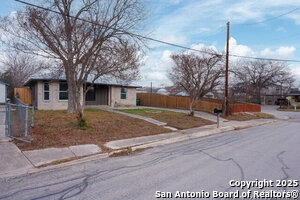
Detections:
0,115,299,199
262,105,299,120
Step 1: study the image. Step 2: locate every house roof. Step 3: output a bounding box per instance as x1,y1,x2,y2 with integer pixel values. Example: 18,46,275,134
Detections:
175,91,189,96
0,81,9,86
24,73,141,88
156,88,169,95
288,90,300,95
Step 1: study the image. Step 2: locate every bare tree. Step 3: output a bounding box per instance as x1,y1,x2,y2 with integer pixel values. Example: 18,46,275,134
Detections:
0,52,45,99
169,49,223,116
232,60,294,103
0,0,146,121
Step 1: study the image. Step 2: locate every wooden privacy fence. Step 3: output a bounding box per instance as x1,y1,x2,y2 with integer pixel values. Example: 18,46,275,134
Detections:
14,87,31,105
137,93,261,113
230,103,261,113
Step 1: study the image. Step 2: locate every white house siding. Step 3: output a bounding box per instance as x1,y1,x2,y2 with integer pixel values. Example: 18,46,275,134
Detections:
110,86,136,107
0,83,6,103
37,81,83,110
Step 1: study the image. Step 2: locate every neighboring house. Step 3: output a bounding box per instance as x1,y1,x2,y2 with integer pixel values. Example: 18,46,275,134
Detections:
261,85,290,105
156,88,169,95
24,74,141,110
286,90,300,107
0,81,9,104
174,91,189,96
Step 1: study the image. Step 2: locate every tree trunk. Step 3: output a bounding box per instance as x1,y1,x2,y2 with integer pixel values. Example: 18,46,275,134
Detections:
76,85,85,121
189,96,197,116
256,87,261,104
66,69,76,113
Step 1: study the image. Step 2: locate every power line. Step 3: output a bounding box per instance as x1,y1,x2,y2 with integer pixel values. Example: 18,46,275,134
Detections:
14,0,300,63
228,54,300,63
15,0,221,57
233,6,300,26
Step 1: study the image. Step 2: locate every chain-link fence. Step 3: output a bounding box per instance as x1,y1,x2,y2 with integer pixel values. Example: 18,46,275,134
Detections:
5,96,34,143
0,105,5,125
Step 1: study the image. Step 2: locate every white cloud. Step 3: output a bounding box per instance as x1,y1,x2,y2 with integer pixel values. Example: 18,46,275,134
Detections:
289,63,300,76
148,0,300,48
137,36,300,87
260,46,296,59
9,11,17,18
136,50,174,87
162,35,188,45
288,13,300,25
191,43,218,52
226,37,256,59
137,43,223,86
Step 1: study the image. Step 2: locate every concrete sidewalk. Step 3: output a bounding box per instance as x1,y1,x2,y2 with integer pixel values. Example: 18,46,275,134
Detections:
92,106,222,131
104,118,277,150
89,106,178,130
0,124,35,178
0,105,279,179
0,120,102,177
90,106,167,126
23,144,102,167
0,143,103,178
1,117,277,178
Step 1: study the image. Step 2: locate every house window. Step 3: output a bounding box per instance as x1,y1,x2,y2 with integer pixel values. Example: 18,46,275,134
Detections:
59,82,68,100
121,87,127,99
295,96,300,102
44,82,49,100
86,86,95,101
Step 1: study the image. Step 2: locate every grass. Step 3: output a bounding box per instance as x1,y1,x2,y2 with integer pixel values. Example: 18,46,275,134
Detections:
277,107,300,112
13,109,171,151
223,112,275,121
117,108,214,130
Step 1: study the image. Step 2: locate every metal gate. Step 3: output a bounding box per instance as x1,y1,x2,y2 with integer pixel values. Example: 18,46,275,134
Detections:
5,96,34,143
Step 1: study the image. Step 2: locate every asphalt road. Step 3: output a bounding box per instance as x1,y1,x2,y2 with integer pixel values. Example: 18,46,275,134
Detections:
0,109,299,200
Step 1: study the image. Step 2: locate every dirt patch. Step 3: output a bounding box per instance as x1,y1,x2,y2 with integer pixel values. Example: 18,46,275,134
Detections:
223,112,274,121
234,126,251,131
13,109,171,151
118,108,215,130
109,147,152,157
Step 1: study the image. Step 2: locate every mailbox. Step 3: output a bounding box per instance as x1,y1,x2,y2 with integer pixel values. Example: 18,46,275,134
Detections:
214,108,222,114
214,108,222,128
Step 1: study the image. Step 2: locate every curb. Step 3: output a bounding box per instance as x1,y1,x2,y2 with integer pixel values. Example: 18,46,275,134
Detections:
27,153,109,175
1,119,277,179
131,119,277,151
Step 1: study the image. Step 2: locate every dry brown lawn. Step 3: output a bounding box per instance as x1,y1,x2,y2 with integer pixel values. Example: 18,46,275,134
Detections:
223,112,274,121
14,109,171,151
118,108,215,130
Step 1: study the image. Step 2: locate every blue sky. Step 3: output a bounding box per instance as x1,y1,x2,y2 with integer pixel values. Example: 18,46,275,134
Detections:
1,0,300,87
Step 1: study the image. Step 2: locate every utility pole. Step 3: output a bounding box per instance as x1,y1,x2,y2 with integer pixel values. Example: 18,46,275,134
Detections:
225,21,230,116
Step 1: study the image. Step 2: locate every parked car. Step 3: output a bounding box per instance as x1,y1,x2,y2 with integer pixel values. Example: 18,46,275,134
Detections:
275,98,288,106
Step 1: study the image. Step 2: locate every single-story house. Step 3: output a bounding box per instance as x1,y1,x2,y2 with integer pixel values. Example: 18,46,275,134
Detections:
286,90,300,107
0,81,9,104
24,74,141,110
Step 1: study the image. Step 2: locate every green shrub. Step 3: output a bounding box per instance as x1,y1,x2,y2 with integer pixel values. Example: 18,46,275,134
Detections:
78,118,88,130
